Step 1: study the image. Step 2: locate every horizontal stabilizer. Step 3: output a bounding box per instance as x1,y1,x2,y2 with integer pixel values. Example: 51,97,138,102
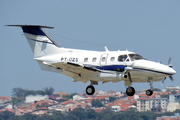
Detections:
5,25,54,29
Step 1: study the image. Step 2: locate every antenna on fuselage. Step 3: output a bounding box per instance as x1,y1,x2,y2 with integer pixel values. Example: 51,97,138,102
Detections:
104,46,109,52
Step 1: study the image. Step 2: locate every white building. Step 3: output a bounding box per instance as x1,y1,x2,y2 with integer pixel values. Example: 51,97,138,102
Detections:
111,105,121,112
167,102,180,112
73,95,86,101
137,95,168,112
25,95,49,103
166,86,180,91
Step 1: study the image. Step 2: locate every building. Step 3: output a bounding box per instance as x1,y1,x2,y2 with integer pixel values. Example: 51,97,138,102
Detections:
150,96,168,112
111,105,121,112
137,97,151,112
167,102,180,112
137,95,168,112
25,95,49,103
169,94,180,103
166,86,180,91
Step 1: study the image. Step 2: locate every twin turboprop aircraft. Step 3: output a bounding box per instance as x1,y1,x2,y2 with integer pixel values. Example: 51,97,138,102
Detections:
8,25,176,96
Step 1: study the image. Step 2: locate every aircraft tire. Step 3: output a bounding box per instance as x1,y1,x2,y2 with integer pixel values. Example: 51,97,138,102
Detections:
146,89,153,96
86,85,95,95
126,87,135,96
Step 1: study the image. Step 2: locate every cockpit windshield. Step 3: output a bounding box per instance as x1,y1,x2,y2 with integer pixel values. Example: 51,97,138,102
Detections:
118,54,143,62
128,54,144,61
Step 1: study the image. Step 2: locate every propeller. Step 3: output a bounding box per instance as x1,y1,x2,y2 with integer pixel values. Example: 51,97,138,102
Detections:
161,57,174,85
168,57,173,68
168,57,174,82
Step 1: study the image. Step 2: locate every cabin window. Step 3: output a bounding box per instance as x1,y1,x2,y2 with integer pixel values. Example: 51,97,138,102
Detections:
110,57,115,61
84,58,88,62
101,57,106,62
118,55,127,62
92,57,97,62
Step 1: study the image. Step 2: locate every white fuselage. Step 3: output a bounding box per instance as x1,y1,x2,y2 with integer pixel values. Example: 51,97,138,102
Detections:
35,48,176,84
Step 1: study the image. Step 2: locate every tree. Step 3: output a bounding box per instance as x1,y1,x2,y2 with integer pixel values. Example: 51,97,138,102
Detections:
12,87,55,97
43,87,54,95
0,111,16,120
36,90,45,96
109,96,117,102
91,99,104,108
68,108,86,120
12,87,25,97
63,93,77,100
153,88,161,92
51,110,66,120
19,113,38,120
86,109,96,119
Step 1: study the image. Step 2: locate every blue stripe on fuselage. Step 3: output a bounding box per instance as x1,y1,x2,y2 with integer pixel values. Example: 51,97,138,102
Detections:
96,65,126,72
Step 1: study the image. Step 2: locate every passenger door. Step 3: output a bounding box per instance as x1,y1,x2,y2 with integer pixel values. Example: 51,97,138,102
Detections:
99,53,108,66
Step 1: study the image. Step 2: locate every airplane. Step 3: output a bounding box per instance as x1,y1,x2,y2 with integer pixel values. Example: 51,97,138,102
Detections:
7,25,176,96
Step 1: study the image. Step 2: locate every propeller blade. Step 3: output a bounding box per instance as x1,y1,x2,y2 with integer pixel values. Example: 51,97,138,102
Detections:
168,57,171,65
161,77,166,86
169,76,174,82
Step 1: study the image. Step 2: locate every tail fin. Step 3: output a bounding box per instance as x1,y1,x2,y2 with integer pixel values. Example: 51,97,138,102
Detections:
7,25,60,58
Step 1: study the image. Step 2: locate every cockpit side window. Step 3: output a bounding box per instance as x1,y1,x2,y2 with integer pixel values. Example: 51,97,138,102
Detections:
129,54,143,61
118,55,127,62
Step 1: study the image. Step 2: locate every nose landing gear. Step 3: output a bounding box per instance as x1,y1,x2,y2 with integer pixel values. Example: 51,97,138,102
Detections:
146,77,154,96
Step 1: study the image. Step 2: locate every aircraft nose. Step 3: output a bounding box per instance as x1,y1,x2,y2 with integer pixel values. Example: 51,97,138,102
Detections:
131,60,176,76
169,67,176,75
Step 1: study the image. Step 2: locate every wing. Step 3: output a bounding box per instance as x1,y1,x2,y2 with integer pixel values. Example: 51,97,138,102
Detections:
51,62,101,73
42,61,101,83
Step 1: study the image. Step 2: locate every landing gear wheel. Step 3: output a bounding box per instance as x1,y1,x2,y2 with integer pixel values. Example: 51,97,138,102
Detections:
146,89,153,96
126,87,135,96
86,85,95,95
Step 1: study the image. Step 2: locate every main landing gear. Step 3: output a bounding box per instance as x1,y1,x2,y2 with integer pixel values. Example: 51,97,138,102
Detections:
146,89,153,96
86,85,95,95
126,87,135,96
86,81,97,95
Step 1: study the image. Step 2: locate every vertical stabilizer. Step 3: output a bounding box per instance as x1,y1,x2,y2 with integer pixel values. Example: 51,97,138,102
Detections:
7,25,60,57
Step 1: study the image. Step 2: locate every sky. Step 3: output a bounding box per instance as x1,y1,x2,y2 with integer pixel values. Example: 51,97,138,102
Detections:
1,1,180,96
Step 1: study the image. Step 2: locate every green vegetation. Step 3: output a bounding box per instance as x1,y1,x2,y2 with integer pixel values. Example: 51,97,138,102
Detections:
63,93,77,99
109,96,117,102
153,88,161,92
12,87,54,97
91,99,104,108
1,108,180,120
